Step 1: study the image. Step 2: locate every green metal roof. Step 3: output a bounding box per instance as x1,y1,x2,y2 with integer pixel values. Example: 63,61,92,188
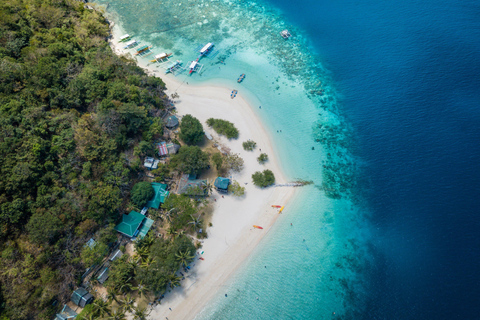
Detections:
114,211,144,237
137,217,154,239
146,183,169,209
214,177,230,190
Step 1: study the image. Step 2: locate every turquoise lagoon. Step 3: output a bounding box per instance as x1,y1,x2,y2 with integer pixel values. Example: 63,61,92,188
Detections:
93,0,373,318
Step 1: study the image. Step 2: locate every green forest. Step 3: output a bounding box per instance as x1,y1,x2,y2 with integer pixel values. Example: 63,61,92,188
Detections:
0,0,199,318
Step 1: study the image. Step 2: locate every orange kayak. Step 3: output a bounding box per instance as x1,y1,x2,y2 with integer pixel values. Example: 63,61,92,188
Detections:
199,257,205,260
253,225,263,229
271,205,282,208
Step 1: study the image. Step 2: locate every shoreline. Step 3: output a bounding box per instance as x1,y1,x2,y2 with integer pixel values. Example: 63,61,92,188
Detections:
108,25,298,319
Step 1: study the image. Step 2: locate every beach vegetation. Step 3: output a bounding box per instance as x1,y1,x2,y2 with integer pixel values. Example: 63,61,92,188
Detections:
228,180,246,196
179,114,204,145
257,153,269,164
242,140,257,151
223,153,245,173
206,118,239,139
131,182,155,208
211,152,223,171
171,146,210,175
252,170,276,188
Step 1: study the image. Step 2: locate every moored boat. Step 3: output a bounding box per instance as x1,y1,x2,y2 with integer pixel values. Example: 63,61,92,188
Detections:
123,39,137,49
189,60,198,74
134,45,152,55
150,52,172,62
237,73,246,83
231,90,238,99
165,60,182,74
119,34,131,42
200,42,214,55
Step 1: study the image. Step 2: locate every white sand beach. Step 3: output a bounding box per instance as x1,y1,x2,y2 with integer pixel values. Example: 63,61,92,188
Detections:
109,28,296,320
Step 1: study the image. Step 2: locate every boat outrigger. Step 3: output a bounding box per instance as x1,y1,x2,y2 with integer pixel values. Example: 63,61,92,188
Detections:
237,74,246,83
280,29,292,39
164,60,183,74
123,39,137,49
119,34,131,42
134,45,152,55
150,52,172,63
253,225,263,229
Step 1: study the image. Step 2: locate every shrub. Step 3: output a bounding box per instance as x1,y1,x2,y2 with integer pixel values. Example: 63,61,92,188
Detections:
242,140,256,151
223,153,244,172
257,153,269,164
179,114,204,145
252,169,275,188
211,152,223,170
131,181,154,207
228,180,245,196
206,118,239,139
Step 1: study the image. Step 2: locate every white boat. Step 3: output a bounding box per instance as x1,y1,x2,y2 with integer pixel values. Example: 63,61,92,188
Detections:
200,42,214,55
189,60,198,74
151,52,172,62
123,39,137,49
119,34,130,42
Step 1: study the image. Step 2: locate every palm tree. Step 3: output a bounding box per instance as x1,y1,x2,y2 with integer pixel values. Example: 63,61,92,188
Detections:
140,256,156,269
119,277,133,294
93,299,111,317
133,281,151,300
133,305,151,320
119,293,135,313
106,288,120,304
168,273,182,288
135,246,150,262
166,226,177,238
204,181,213,195
175,249,195,267
108,309,127,320
188,214,203,231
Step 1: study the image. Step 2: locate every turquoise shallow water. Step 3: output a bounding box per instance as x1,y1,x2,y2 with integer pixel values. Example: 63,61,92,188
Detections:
93,0,372,318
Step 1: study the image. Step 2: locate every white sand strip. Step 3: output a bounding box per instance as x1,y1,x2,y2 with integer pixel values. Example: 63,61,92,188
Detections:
109,26,297,320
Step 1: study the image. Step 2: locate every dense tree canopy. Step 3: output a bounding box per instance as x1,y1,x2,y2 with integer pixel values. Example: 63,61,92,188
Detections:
179,114,204,145
252,169,276,188
131,182,155,208
206,118,239,139
171,146,210,175
0,0,168,318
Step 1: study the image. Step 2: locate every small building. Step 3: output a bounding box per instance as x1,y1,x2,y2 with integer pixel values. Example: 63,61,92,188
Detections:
97,266,109,284
109,249,123,262
144,157,160,170
114,210,154,239
157,141,168,156
84,238,96,249
166,143,180,154
71,288,94,308
145,183,169,209
165,115,179,129
214,177,230,193
55,304,77,320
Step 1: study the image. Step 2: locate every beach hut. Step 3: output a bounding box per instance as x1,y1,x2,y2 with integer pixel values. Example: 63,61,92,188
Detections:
177,174,208,196
109,249,123,262
145,182,169,209
144,156,160,169
214,177,230,193
71,288,94,308
97,266,109,284
165,115,179,129
55,304,77,320
114,210,154,239
157,141,168,156
167,143,180,154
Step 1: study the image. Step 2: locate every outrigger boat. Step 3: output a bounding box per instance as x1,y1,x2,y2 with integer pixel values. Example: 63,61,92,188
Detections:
237,73,246,83
134,45,152,55
189,42,214,75
119,34,131,42
165,60,182,74
231,90,238,99
253,225,263,230
150,52,172,62
123,39,137,49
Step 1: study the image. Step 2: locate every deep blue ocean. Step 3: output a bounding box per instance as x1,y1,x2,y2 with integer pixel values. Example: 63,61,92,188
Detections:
272,0,480,318
95,0,480,318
